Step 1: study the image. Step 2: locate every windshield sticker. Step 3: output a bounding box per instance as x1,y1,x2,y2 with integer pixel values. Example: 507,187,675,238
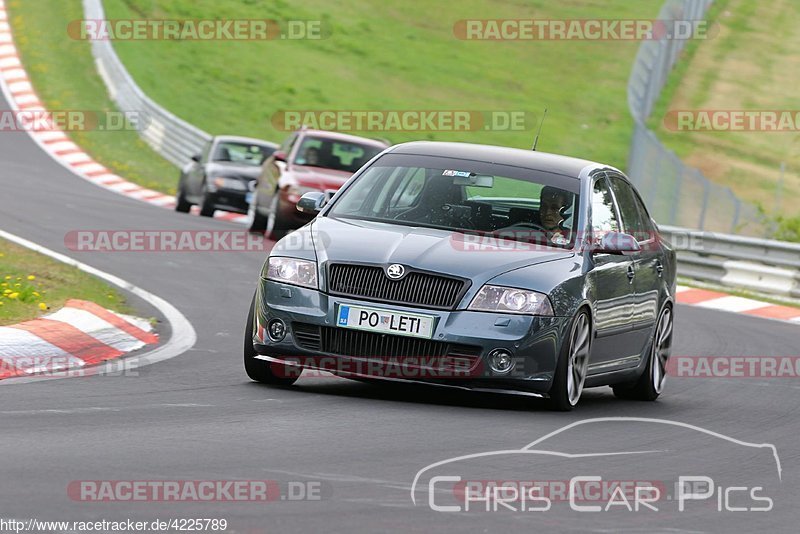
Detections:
442,169,472,177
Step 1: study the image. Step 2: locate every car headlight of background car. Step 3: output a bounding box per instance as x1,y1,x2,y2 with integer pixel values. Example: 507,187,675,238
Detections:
263,257,318,289
468,285,554,316
209,176,248,191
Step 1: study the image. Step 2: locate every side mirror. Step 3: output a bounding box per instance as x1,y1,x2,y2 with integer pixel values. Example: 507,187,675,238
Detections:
592,231,641,255
191,154,201,163
273,151,288,163
297,191,326,214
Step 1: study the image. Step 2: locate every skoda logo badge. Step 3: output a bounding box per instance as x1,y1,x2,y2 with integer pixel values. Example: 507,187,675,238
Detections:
386,264,405,279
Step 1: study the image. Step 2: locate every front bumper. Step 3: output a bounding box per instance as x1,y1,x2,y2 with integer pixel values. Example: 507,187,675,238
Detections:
207,189,249,214
252,280,572,395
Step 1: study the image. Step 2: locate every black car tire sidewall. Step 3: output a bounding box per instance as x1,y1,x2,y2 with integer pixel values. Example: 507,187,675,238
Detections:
266,193,290,241
248,191,269,233
199,184,216,217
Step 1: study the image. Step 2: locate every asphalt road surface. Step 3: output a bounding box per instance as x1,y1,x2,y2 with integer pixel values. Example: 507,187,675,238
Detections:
1,90,798,533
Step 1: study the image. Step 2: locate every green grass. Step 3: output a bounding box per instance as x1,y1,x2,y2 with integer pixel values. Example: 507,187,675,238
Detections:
93,0,666,171
651,0,800,224
7,0,179,194
0,238,132,326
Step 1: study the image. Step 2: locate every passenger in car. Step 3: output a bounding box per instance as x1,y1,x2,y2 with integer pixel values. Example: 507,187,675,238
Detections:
302,147,320,166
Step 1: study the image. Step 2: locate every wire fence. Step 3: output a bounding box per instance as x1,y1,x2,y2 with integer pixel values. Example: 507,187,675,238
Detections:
626,0,760,234
84,0,212,168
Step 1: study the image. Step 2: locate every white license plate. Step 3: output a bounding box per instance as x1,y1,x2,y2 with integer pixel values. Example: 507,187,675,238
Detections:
336,304,435,339
245,192,254,204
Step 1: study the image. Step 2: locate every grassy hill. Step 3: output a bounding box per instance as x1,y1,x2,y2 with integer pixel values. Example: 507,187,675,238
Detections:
653,0,800,229
100,0,663,169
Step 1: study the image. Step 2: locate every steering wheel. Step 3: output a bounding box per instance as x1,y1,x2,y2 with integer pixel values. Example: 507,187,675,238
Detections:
435,204,476,229
507,221,549,233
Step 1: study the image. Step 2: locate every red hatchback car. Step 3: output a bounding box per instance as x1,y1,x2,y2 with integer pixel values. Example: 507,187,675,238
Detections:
247,128,389,239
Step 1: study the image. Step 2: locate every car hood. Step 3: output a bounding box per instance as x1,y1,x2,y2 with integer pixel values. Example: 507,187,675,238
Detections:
205,162,262,180
310,217,574,284
290,165,352,190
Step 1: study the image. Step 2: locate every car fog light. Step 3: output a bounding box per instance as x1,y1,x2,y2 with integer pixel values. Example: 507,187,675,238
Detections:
268,319,286,342
488,349,515,374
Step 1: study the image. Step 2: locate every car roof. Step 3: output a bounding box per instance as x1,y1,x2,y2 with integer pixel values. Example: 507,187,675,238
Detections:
386,141,618,179
213,135,279,148
299,129,390,148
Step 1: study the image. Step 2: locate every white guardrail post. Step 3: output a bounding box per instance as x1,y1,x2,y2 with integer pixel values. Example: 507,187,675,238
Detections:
83,0,212,168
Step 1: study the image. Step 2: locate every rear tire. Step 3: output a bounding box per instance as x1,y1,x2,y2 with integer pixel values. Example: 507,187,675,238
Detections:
547,309,591,411
613,305,673,401
243,294,300,386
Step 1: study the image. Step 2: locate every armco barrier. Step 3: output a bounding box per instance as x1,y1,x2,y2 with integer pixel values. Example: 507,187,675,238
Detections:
660,225,800,299
83,0,212,167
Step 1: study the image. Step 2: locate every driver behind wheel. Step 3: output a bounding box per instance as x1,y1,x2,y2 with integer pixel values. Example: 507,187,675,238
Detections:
538,186,573,245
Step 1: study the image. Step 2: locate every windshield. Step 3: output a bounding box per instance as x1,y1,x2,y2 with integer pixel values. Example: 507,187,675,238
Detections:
293,136,383,174
327,154,581,249
211,141,275,166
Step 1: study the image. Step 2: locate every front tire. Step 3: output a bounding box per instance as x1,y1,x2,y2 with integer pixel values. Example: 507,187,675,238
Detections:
199,185,216,217
547,310,591,411
243,294,299,386
247,191,269,234
613,305,673,401
175,180,191,213
266,192,290,241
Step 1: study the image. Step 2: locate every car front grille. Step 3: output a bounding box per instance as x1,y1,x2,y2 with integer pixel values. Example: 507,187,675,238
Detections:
292,322,482,363
327,263,468,310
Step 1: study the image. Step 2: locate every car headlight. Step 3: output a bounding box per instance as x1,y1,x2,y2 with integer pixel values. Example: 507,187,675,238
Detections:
211,176,248,191
263,257,318,289
468,285,553,316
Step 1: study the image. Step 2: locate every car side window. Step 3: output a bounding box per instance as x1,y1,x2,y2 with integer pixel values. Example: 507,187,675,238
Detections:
608,176,651,242
591,177,620,244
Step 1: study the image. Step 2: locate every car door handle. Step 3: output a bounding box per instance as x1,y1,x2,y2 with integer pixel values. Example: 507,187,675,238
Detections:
655,261,664,277
627,264,636,281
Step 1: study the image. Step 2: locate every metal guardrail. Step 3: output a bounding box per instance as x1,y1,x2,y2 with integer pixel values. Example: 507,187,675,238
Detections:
83,0,212,168
660,225,800,299
626,0,760,235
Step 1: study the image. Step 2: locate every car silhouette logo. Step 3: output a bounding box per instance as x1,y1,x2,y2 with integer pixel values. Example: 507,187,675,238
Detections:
386,264,405,279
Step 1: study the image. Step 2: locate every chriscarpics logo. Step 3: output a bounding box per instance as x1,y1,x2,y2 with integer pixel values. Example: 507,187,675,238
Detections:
411,418,781,528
